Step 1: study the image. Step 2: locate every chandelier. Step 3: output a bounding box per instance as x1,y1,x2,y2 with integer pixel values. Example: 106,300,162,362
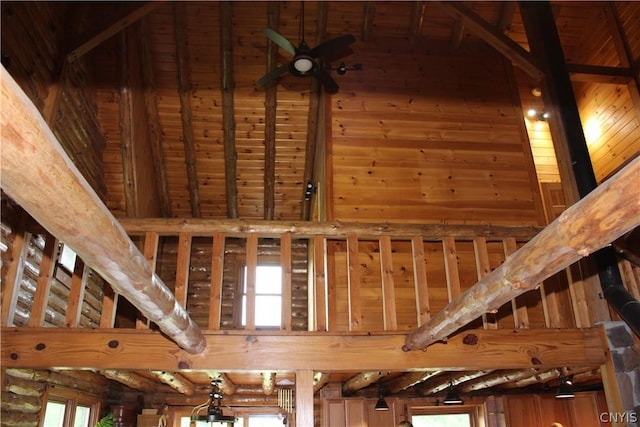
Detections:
190,379,236,425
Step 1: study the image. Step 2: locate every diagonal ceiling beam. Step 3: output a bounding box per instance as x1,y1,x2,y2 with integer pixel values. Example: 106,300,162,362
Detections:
67,2,162,63
0,67,205,354
403,156,640,351
435,1,543,81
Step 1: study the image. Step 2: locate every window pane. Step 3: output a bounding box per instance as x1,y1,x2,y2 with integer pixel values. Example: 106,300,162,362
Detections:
59,245,77,272
255,266,281,294
255,295,281,327
43,401,67,427
248,414,283,427
74,405,91,427
412,414,471,427
180,417,243,427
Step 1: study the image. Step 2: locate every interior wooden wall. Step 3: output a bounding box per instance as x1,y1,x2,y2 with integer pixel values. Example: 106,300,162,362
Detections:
327,42,546,225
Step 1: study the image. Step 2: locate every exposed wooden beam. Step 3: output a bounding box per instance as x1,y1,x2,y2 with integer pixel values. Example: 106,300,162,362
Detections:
5,369,106,395
117,31,137,217
496,1,517,33
410,2,426,37
263,2,279,221
458,368,538,393
1,328,606,371
300,2,326,220
313,372,330,392
261,372,276,396
0,67,205,353
435,2,543,81
343,371,389,395
148,370,196,395
220,1,239,219
361,2,375,42
99,369,158,392
139,16,172,217
417,370,494,396
66,2,162,63
566,63,634,84
118,219,543,240
383,370,442,394
173,3,201,218
209,371,236,396
403,157,640,351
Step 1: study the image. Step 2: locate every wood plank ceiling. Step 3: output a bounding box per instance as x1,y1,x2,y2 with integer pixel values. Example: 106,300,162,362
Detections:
2,0,637,406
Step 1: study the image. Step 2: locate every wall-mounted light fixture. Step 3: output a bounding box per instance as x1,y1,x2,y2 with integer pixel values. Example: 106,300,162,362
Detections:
526,108,550,121
304,181,316,201
374,385,390,411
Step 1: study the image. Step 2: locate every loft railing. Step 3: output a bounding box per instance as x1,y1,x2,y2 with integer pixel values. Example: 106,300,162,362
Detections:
3,219,637,334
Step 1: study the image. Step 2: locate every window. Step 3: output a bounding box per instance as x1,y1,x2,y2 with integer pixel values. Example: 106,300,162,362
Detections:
412,413,472,427
59,244,77,272
42,389,99,427
246,414,283,427
241,265,282,328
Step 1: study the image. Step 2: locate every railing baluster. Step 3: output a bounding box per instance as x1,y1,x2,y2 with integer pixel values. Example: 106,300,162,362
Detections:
281,233,292,331
313,236,327,331
473,237,496,329
30,233,59,327
245,234,258,330
411,236,430,326
175,232,192,307
209,233,225,330
379,236,397,330
503,237,530,328
65,257,87,328
442,236,461,302
347,235,361,331
99,283,118,328
138,231,159,329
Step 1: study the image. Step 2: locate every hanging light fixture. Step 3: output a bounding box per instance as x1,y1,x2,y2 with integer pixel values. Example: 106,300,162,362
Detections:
555,374,575,399
190,379,236,424
443,381,464,406
374,385,390,411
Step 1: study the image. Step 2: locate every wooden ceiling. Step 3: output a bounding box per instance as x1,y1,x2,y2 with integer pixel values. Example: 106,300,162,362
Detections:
2,0,638,408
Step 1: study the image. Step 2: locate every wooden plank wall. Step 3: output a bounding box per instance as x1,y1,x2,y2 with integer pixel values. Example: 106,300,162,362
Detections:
327,41,545,225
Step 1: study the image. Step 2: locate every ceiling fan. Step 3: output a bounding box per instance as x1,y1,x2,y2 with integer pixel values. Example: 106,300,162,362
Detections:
257,4,356,94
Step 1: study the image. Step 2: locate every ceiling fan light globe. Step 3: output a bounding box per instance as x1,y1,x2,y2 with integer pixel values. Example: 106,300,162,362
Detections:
290,56,317,76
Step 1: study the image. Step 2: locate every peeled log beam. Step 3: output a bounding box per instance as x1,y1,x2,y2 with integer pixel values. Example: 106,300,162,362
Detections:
404,157,640,351
417,370,494,396
4,369,104,395
261,372,276,396
0,411,39,427
0,392,41,413
2,375,45,397
384,370,442,394
149,370,195,395
0,67,205,354
459,368,538,393
209,372,236,395
99,370,158,392
342,371,389,395
313,372,330,393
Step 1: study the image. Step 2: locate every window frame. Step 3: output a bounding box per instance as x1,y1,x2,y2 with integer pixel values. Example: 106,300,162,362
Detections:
233,255,283,330
41,386,101,427
409,404,482,427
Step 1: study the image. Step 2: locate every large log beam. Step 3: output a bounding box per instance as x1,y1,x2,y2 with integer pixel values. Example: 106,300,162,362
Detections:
1,328,606,371
0,67,205,354
404,157,640,351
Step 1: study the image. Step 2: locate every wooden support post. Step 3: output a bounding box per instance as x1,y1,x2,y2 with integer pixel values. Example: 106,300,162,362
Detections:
281,233,292,331
347,235,362,331
99,283,118,328
209,233,225,330
295,370,314,427
65,257,87,328
411,236,430,325
379,236,397,330
404,157,640,351
245,234,258,330
29,234,60,327
0,67,205,353
137,232,159,329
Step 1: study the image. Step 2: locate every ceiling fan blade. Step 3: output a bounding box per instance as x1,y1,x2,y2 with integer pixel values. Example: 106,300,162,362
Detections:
262,28,296,56
257,63,290,87
314,68,339,94
309,34,356,58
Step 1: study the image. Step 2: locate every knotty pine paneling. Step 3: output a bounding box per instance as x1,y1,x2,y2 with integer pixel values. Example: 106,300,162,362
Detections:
330,44,544,225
